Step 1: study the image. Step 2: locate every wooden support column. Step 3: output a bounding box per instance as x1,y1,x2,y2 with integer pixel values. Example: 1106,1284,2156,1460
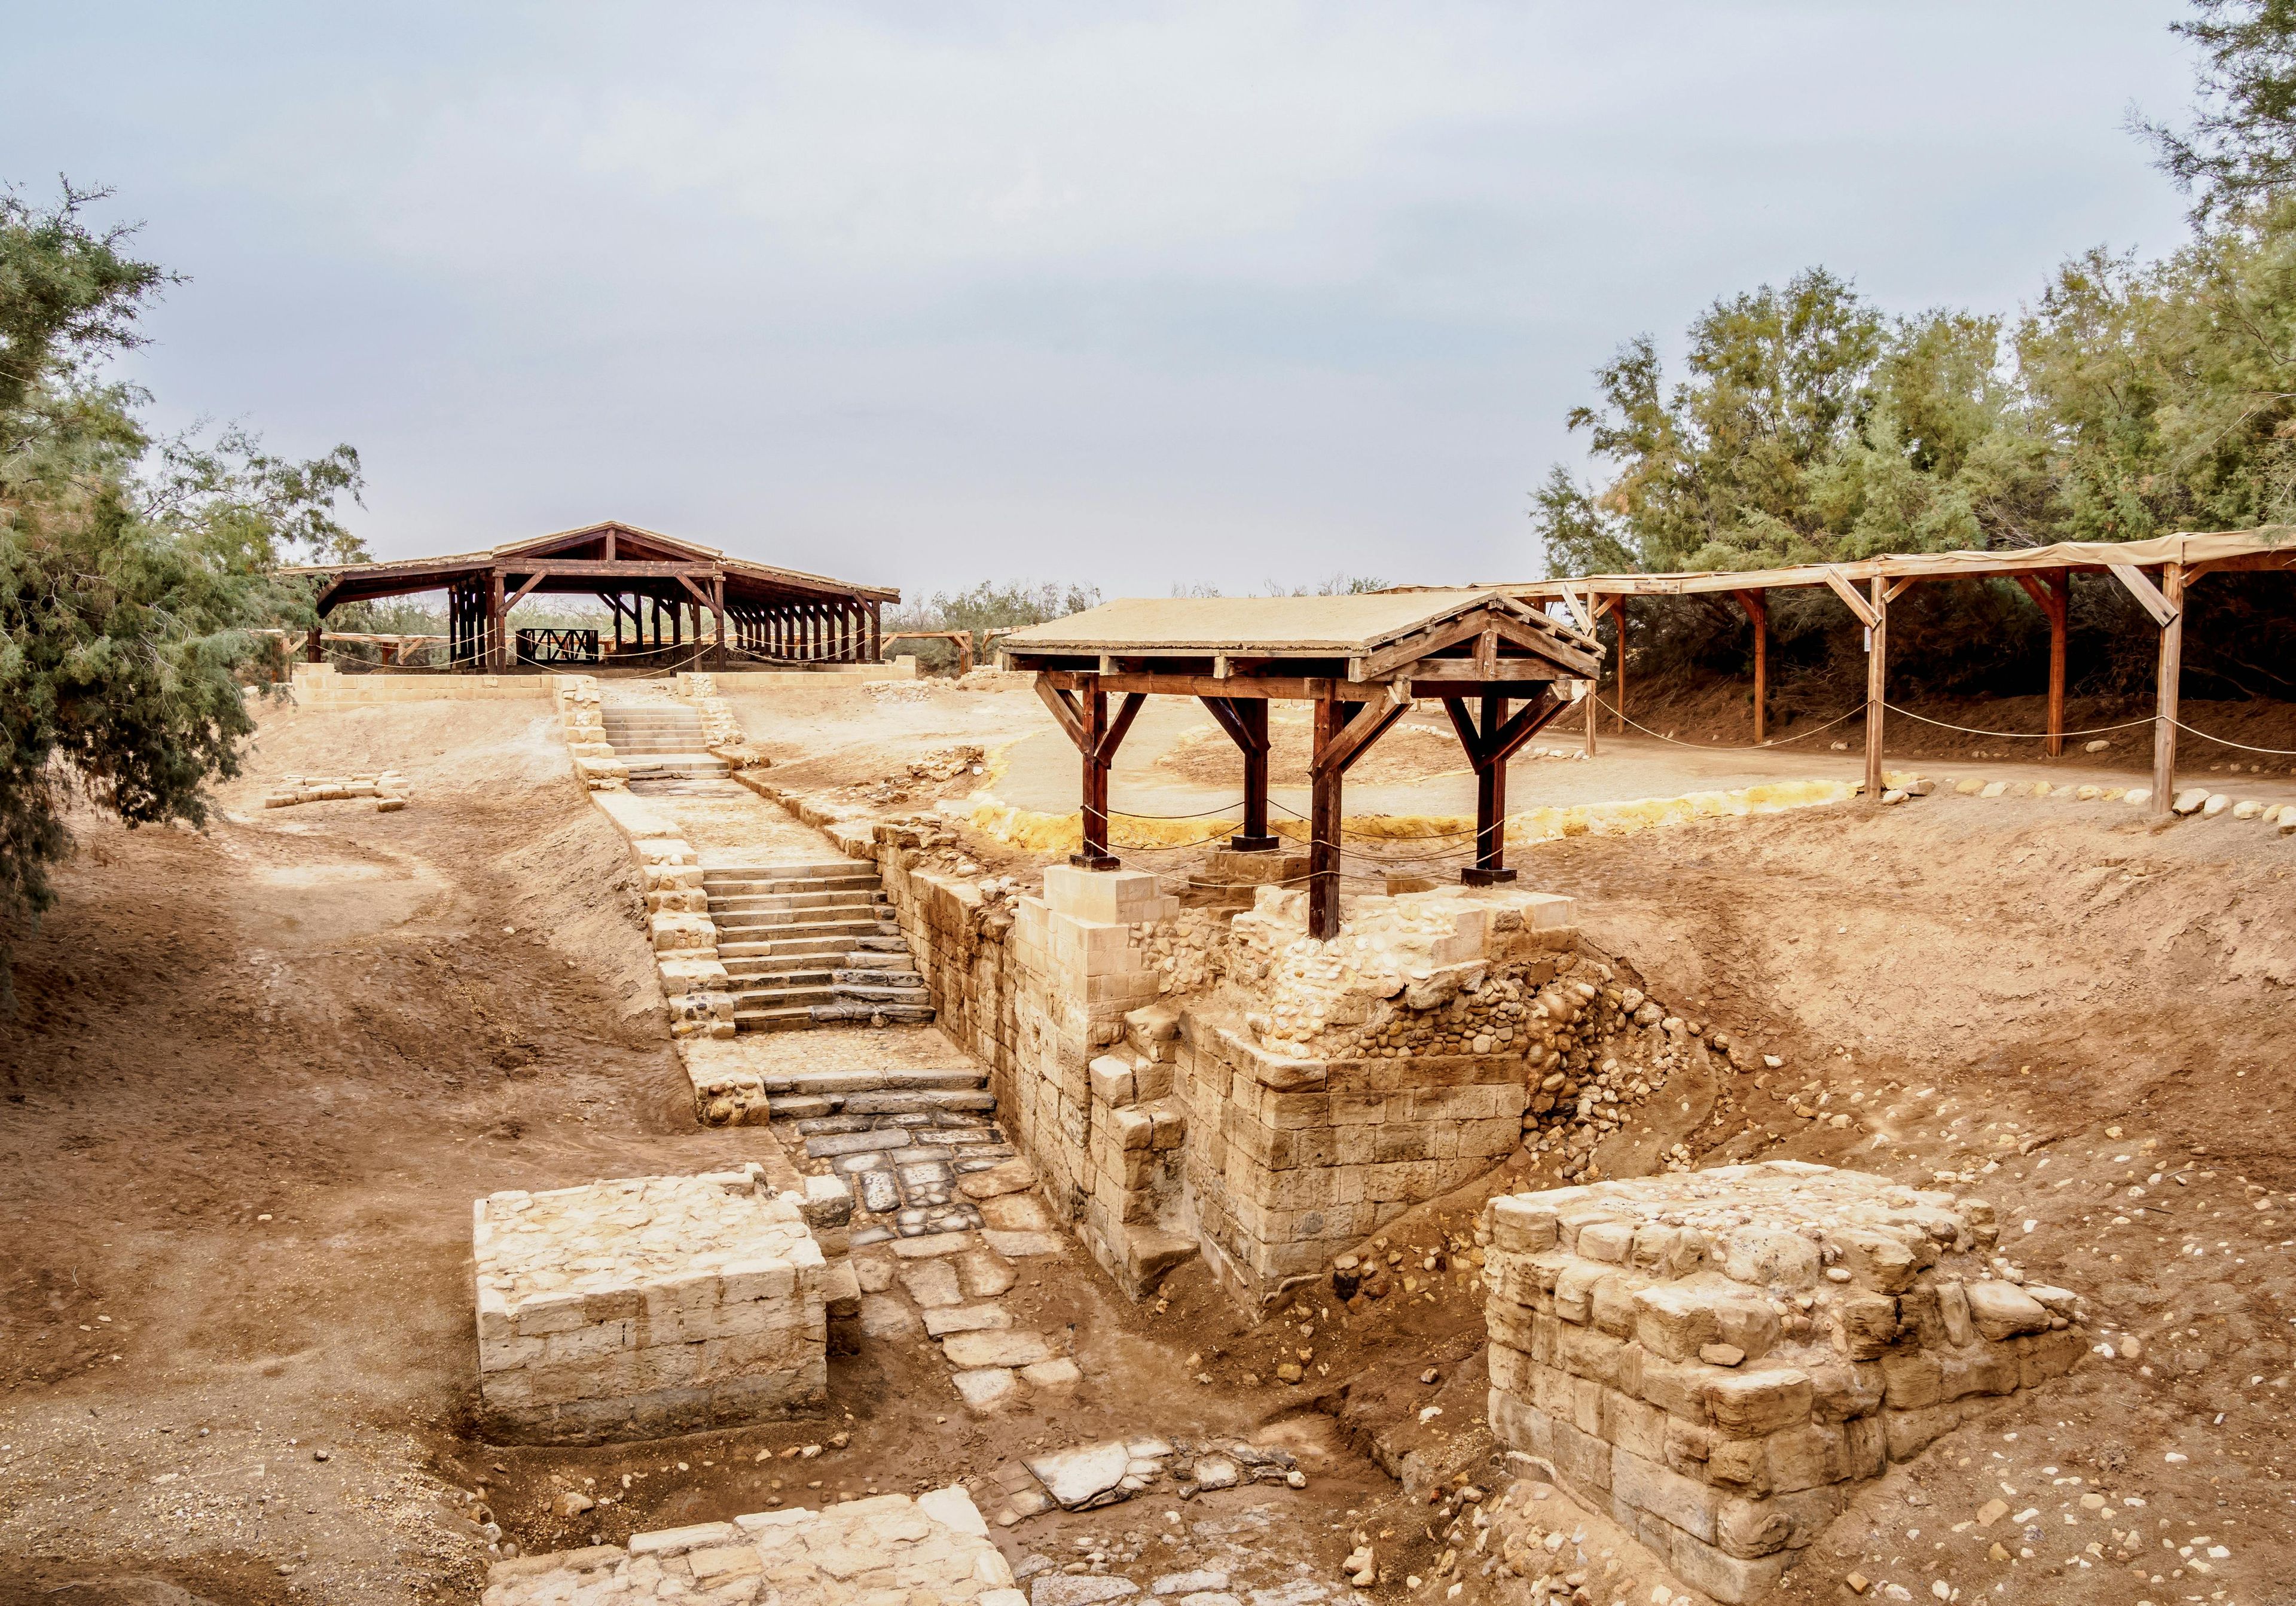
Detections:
487,569,507,671
2154,562,2185,814
1864,575,1887,800
1735,590,1767,743
711,576,728,669
1443,687,1568,886
2013,572,2071,757
1310,697,1345,937
868,602,882,664
307,617,326,662
1307,691,1409,940
1077,689,1113,868
1613,597,1627,734
612,594,624,653
1199,696,1277,850
1036,677,1145,870
1581,595,1610,756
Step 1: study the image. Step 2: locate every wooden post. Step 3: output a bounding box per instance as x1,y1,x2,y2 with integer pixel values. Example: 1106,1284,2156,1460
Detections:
1078,688,1114,869
1309,695,1344,939
2153,562,2184,813
1613,598,1626,734
2016,572,2071,758
1735,590,1767,743
612,594,624,654
488,569,506,671
1864,575,1886,800
1443,686,1567,885
1581,596,1608,756
1471,693,1511,883
1199,695,1277,850
2045,572,2068,757
1236,698,1274,850
711,576,728,670
307,619,325,662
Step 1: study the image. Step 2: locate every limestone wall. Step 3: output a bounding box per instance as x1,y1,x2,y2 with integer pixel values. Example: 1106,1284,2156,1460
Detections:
475,1168,828,1443
1476,1163,2089,1602
288,663,548,704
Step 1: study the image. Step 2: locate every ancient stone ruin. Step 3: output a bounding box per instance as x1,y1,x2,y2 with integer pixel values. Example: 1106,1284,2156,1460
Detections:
475,1168,829,1443
478,1483,1022,1604
1477,1161,2089,1602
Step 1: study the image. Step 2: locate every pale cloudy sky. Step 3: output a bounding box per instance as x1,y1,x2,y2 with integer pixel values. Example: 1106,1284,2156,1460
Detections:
6,2,2196,599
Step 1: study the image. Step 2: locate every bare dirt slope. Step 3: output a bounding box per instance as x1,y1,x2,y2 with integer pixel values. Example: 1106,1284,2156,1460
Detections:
0,699,735,1605
1225,795,2296,1604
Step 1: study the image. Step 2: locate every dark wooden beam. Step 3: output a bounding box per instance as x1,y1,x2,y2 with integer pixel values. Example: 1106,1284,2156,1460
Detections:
1735,589,1767,744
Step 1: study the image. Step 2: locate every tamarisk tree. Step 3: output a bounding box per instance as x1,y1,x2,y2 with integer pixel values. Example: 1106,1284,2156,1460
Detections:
0,184,362,993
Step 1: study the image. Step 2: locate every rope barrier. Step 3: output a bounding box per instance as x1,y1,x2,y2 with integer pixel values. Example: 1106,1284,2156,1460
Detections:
1880,704,2155,741
2172,719,2296,756
1592,696,1866,750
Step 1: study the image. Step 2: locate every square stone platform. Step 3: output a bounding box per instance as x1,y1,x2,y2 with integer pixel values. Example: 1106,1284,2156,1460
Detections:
1479,1161,2088,1603
475,1167,827,1443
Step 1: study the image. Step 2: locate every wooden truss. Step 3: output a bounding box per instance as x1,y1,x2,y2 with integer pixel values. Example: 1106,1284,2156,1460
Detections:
1003,595,1602,939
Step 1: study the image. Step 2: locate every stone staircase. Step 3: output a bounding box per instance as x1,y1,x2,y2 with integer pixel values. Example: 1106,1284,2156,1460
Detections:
598,704,731,780
704,860,936,1031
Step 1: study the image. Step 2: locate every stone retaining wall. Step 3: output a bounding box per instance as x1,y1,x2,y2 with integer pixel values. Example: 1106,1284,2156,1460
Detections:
1476,1162,2089,1602
475,1168,827,1443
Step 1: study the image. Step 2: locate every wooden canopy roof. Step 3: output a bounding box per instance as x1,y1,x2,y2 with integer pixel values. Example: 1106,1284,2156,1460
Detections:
292,521,899,613
997,588,1600,692
1484,526,2296,608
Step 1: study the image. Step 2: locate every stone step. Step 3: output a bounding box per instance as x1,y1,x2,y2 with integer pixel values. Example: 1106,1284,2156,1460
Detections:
833,980,930,1003
735,984,835,1009
809,1000,935,1027
703,873,881,897
733,1005,818,1033
832,971,926,993
718,934,875,961
704,861,868,881
758,1067,987,1094
716,921,901,955
722,962,833,987
723,955,916,982
709,890,889,915
712,905,890,932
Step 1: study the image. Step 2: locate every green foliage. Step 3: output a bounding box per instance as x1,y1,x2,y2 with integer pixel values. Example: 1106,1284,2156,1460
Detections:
2136,0,2296,218
887,579,1101,673
1,184,361,991
1530,1,2296,704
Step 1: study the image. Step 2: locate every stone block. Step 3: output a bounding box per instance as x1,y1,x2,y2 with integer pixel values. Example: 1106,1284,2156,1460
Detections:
474,1174,825,1443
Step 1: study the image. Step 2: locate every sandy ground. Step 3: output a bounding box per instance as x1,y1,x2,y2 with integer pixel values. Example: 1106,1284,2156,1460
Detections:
4,679,2294,1605
728,678,2296,833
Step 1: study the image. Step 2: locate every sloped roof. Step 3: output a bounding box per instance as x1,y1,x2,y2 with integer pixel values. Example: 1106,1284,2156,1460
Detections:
1000,589,1556,655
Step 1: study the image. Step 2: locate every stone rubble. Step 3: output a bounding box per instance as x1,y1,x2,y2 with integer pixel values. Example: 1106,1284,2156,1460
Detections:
261,771,411,812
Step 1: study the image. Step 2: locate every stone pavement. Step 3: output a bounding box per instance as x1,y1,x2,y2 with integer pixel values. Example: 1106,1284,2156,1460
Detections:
481,1485,1024,1605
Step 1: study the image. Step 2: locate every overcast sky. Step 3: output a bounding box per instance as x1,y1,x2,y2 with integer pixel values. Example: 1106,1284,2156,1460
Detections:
7,2,2198,600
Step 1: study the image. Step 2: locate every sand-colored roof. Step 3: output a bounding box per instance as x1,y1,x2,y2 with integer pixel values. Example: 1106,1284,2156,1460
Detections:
998,588,1538,655
1486,526,2296,599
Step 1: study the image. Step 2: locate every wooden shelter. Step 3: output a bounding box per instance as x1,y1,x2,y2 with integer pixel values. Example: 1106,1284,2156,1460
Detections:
998,591,1601,938
292,521,898,671
1492,527,2296,814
